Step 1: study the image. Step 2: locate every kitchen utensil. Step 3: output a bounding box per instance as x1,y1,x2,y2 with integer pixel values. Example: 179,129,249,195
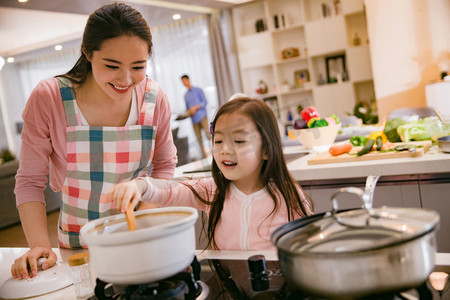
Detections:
272,185,440,298
80,206,198,285
0,259,73,299
437,135,450,153
308,140,432,164
125,203,137,231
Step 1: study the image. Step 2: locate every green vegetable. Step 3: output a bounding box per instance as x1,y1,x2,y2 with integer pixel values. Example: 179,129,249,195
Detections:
380,144,424,153
376,136,383,151
350,135,368,146
310,119,329,128
422,116,450,140
384,118,407,142
397,122,430,142
357,139,375,156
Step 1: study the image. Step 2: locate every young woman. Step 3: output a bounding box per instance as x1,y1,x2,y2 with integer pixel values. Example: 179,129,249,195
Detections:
109,97,313,251
12,3,177,279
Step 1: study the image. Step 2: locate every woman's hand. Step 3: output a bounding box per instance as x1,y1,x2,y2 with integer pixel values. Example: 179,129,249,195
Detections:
11,247,57,279
108,179,147,213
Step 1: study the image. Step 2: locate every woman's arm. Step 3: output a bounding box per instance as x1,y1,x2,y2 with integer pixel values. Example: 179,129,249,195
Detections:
149,87,177,179
11,202,57,279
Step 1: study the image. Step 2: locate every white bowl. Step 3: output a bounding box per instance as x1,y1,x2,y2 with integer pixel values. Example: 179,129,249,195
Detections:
290,123,341,149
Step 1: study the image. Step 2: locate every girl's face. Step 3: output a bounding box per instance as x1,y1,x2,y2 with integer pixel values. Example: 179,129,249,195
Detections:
86,35,148,102
213,112,268,193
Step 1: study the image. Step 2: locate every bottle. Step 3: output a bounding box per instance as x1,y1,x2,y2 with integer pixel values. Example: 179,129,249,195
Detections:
353,32,361,46
68,253,94,299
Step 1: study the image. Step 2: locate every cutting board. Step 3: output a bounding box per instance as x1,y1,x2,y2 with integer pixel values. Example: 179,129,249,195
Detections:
307,141,433,165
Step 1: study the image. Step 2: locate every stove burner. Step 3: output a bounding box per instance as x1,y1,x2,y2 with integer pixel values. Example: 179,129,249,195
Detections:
94,257,204,300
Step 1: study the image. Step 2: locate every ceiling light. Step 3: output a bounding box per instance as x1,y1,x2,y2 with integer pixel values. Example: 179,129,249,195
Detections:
172,14,181,20
55,45,63,51
18,0,28,2
7,57,15,63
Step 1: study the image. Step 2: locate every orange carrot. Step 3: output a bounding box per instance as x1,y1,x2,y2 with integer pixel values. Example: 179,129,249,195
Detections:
329,143,353,156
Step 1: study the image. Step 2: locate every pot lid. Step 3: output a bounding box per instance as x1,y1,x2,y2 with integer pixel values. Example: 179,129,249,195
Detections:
274,187,440,255
0,260,73,299
80,206,198,246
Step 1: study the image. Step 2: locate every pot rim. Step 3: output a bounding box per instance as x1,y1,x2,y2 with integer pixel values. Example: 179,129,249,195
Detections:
80,206,198,246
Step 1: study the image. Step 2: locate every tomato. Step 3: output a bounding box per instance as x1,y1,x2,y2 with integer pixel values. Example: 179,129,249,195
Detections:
301,106,320,122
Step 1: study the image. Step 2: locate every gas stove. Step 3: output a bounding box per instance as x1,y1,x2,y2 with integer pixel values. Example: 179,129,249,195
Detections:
91,255,449,300
93,257,208,300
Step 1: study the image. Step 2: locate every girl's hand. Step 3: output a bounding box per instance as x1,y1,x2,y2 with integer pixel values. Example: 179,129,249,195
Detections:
108,179,147,213
11,247,57,279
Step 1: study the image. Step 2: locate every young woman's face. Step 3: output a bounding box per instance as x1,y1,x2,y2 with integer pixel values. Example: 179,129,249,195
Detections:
213,112,267,191
87,35,148,101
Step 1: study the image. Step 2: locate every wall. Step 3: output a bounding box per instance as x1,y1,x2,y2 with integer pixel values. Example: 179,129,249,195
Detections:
365,0,450,121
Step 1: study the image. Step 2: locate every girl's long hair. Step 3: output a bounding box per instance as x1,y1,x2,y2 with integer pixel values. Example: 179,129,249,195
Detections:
185,97,313,250
57,2,152,86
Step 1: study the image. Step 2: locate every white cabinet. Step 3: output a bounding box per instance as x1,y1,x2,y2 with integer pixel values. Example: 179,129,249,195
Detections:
308,184,421,214
304,17,346,56
420,183,450,253
312,82,354,116
232,0,376,126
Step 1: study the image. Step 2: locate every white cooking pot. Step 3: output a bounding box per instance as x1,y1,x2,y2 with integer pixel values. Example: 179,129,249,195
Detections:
80,206,198,285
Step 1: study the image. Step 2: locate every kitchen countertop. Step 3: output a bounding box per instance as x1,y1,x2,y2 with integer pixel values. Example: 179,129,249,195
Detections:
175,145,450,181
0,248,449,299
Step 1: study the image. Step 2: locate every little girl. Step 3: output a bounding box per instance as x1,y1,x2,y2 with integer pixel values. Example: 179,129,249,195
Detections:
109,97,313,250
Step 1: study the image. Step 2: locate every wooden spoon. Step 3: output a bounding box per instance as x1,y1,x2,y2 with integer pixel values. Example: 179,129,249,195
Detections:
125,203,137,231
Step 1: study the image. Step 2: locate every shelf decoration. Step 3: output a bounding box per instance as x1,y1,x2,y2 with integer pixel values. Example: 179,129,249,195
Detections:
353,32,361,46
263,96,279,118
321,3,332,18
256,80,268,94
255,18,267,33
294,69,310,88
282,47,300,59
325,54,347,84
273,14,287,29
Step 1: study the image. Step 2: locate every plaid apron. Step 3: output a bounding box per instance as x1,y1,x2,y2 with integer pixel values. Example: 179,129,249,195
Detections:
57,77,157,248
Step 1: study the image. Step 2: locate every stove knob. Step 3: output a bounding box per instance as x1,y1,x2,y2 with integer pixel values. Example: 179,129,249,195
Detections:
248,255,269,291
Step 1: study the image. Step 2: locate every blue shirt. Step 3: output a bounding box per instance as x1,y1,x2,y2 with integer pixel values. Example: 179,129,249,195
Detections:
184,86,207,124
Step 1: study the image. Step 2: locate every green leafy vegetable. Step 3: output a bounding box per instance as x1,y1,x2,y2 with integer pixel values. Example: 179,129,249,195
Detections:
397,122,430,142
310,119,329,128
383,118,407,142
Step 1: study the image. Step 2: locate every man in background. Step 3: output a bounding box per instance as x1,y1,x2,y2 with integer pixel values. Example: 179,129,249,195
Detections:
181,74,211,158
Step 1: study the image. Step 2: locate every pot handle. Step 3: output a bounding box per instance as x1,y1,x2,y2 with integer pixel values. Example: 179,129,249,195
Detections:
331,187,375,228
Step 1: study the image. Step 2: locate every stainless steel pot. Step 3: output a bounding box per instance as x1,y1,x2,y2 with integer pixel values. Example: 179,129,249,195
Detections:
272,185,440,299
80,206,198,285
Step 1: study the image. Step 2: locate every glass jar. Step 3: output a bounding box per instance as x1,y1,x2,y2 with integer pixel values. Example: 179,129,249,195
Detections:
68,253,94,299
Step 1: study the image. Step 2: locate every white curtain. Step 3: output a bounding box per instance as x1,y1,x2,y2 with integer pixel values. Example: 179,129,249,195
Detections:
18,48,79,101
150,15,219,159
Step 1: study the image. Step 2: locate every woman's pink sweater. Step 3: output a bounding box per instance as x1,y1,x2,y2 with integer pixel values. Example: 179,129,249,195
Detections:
15,78,177,206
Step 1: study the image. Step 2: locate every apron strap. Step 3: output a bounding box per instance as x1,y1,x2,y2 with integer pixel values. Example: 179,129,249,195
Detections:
57,77,81,127
139,78,158,126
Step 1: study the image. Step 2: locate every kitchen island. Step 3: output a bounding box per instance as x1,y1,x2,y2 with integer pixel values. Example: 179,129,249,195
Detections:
175,145,450,252
0,248,449,299
175,144,450,181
